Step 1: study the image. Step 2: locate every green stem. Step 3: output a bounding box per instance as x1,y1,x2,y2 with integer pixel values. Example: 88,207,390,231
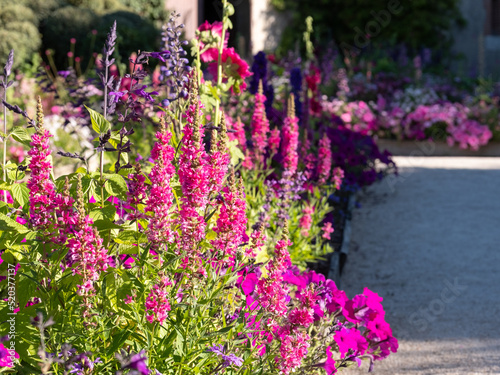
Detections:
214,0,228,128
100,56,110,208
2,86,6,203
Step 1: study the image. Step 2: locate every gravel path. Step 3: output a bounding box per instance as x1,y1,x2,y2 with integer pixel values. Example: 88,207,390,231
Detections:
341,157,500,375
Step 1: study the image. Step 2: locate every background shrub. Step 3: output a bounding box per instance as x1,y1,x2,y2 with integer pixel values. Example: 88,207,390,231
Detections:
0,0,166,71
271,0,465,60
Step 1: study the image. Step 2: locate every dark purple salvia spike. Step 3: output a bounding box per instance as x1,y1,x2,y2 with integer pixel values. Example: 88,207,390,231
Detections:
102,21,117,68
3,49,14,80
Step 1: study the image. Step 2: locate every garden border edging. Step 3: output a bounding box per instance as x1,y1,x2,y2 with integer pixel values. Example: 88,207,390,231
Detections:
328,193,356,288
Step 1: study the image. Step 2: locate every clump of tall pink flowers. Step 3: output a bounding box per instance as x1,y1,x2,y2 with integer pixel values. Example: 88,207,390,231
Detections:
65,175,110,299
177,80,210,269
211,171,247,267
27,97,57,233
207,113,230,195
317,133,332,185
145,116,176,250
145,274,172,324
256,225,292,317
281,95,300,174
250,81,270,166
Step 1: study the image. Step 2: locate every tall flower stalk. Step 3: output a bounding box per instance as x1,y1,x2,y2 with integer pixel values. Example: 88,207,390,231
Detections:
98,21,117,205
1,49,14,202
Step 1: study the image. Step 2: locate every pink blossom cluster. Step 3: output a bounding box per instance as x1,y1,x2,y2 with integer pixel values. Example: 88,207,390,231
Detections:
256,233,292,317
250,83,270,165
317,134,332,185
267,127,281,156
145,275,172,324
299,206,314,237
66,213,109,297
403,103,492,148
211,174,247,267
446,119,492,150
127,164,147,221
177,95,210,263
26,102,109,298
197,21,227,63
197,21,251,93
27,125,57,232
281,96,300,174
145,119,176,249
207,116,231,195
323,99,377,135
321,222,334,240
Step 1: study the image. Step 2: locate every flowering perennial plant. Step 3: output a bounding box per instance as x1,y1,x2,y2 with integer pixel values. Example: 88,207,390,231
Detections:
0,8,397,375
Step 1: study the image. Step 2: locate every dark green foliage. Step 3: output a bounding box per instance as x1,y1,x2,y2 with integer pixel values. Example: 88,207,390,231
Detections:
119,0,169,24
0,0,164,71
97,11,160,69
41,6,98,68
0,4,42,69
0,4,39,26
271,0,465,59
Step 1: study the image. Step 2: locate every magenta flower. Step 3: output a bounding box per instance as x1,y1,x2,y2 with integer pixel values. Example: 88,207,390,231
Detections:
256,228,292,316
231,116,247,152
197,21,227,63
145,276,172,324
334,326,368,359
281,96,299,173
27,99,57,233
206,115,230,195
317,133,332,185
322,222,334,240
177,85,210,268
321,346,337,375
250,82,270,165
299,206,314,237
277,330,310,375
211,173,247,267
267,127,281,156
145,118,176,250
127,164,147,221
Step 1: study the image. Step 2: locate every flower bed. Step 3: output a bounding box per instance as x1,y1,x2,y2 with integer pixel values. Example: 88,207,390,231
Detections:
0,4,398,374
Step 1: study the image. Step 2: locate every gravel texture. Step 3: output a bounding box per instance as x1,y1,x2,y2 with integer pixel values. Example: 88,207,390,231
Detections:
341,157,500,375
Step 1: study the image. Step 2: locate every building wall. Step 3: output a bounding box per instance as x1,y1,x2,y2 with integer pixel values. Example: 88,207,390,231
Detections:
165,0,199,40
453,0,500,78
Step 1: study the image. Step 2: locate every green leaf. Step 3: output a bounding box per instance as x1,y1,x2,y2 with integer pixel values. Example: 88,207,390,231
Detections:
104,174,128,199
11,183,29,207
228,140,245,165
0,213,29,233
18,272,36,310
10,126,32,147
89,204,116,221
106,330,131,356
114,230,146,245
85,106,111,135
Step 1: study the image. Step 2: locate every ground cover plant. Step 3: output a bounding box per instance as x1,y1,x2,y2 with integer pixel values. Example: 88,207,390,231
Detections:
0,2,399,374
